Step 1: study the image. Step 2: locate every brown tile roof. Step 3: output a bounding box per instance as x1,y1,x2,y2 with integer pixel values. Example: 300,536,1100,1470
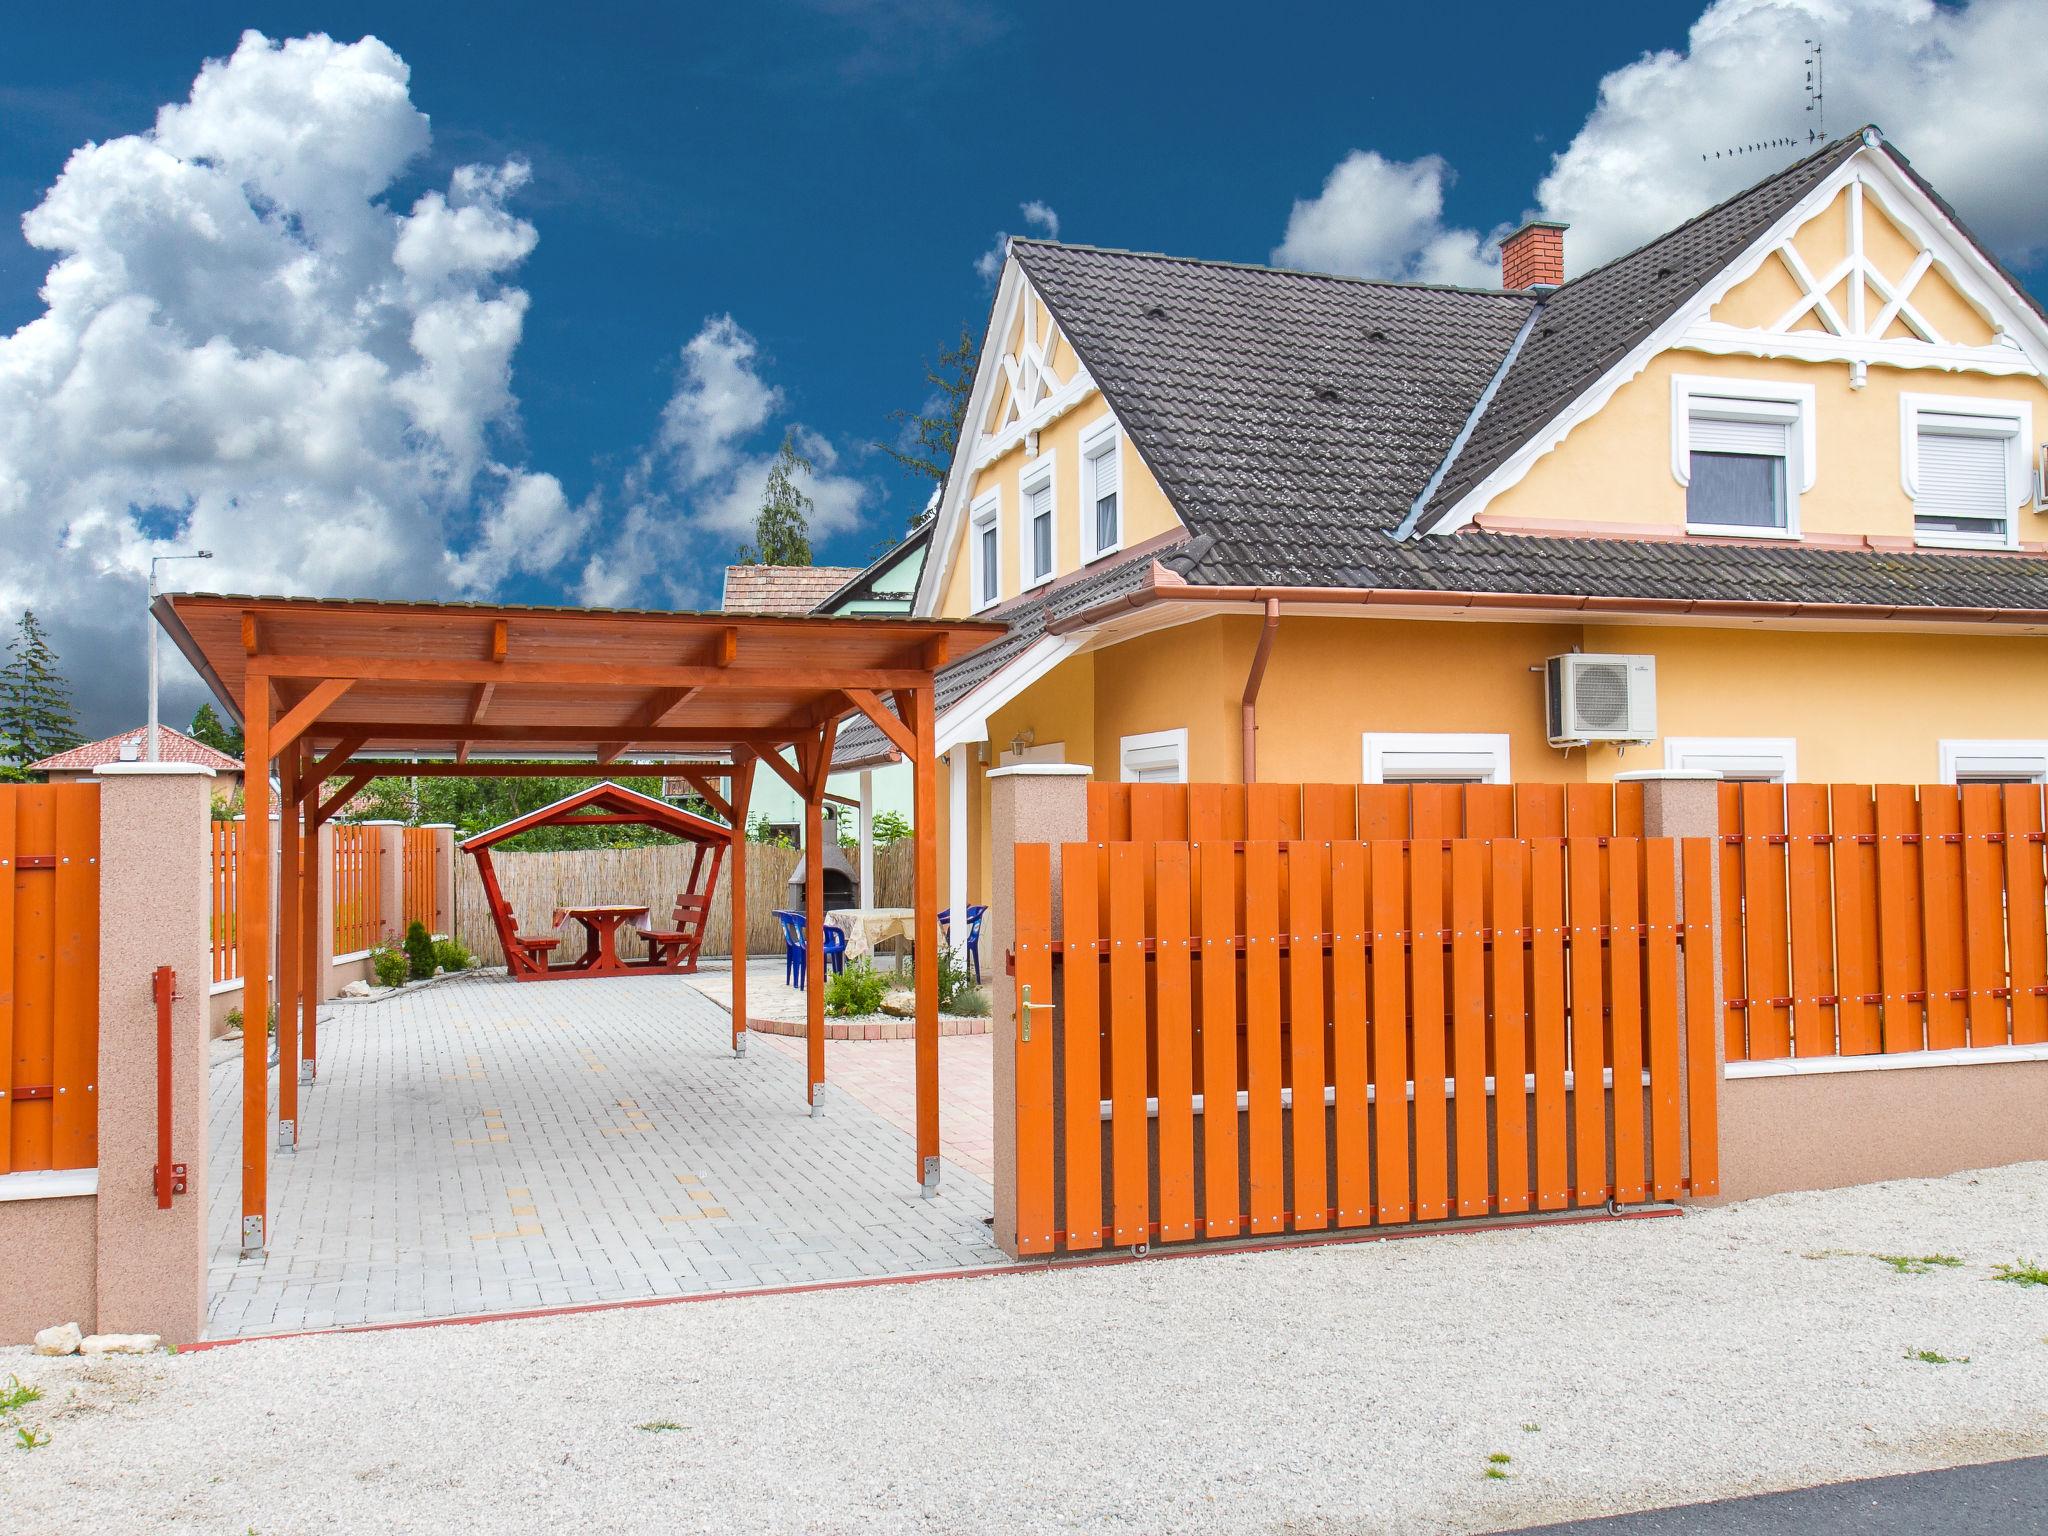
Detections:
721,564,865,615
29,725,242,774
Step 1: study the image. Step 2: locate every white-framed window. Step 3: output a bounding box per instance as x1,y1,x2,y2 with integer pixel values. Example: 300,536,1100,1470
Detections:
1939,739,2048,784
1019,451,1056,589
1902,394,2029,550
1120,727,1187,784
968,490,1001,611
1663,736,1798,783
1080,418,1123,562
1671,375,1815,538
1362,732,1511,784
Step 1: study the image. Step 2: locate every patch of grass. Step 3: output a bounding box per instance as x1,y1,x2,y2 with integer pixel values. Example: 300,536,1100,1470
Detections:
1488,1452,1512,1465
1993,1260,2048,1288
0,1376,41,1415
1483,1451,1512,1480
636,1420,686,1433
14,1426,49,1451
1903,1348,1970,1365
1875,1253,1964,1275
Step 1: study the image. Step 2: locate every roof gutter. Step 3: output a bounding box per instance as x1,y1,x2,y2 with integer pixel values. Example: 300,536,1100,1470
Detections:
1389,297,1545,542
149,594,242,725
1047,581,2048,633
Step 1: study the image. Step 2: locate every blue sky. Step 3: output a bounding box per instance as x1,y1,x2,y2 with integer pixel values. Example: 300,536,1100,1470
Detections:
3,1,2045,731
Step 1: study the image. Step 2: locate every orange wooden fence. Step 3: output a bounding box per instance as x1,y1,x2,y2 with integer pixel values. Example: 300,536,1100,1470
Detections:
402,827,435,933
1010,833,1717,1256
211,819,241,985
1718,781,2048,1062
0,785,101,1176
332,824,383,955
1087,780,1646,844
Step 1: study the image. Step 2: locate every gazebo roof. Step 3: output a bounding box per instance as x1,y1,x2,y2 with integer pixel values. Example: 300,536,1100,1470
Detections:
154,592,1004,763
459,780,730,853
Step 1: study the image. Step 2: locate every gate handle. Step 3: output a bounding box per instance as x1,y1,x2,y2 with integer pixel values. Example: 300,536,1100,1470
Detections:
1019,983,1053,1042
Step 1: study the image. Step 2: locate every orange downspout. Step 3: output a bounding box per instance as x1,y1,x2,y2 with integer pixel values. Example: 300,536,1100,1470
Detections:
1239,598,1281,784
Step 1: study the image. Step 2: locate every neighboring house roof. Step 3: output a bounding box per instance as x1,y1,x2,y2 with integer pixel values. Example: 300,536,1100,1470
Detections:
28,725,241,774
721,564,865,614
1007,128,2048,614
812,521,933,615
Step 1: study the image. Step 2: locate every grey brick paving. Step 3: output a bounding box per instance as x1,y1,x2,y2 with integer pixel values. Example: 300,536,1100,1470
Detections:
207,971,1005,1338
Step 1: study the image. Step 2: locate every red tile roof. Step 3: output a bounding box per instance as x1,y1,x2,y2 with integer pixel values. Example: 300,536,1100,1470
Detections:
28,725,242,774
720,564,864,615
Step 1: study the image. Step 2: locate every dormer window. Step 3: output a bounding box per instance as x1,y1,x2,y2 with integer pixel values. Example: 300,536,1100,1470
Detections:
1019,453,1055,589
1081,421,1123,561
1903,394,2028,549
969,492,1001,611
1672,376,1814,540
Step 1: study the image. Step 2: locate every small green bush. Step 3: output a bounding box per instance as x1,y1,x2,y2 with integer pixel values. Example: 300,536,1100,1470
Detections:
432,937,472,974
224,1006,243,1032
950,986,992,1018
404,921,437,982
826,958,888,1018
372,942,409,989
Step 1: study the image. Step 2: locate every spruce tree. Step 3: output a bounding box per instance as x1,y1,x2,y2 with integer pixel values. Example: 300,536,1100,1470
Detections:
189,702,244,756
736,432,815,567
0,610,81,768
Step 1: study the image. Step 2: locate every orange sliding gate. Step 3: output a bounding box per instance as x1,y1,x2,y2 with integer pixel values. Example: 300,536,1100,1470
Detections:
1010,832,1718,1256
402,826,434,933
0,784,101,1177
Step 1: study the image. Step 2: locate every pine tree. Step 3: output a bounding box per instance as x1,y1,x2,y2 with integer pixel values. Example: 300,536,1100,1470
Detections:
189,702,244,756
0,610,81,769
736,432,815,567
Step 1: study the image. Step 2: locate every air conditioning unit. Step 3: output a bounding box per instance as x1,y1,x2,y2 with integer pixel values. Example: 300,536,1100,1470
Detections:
1546,654,1656,747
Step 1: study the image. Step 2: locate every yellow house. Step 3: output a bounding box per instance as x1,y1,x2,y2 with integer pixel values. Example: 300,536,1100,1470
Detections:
836,127,2048,923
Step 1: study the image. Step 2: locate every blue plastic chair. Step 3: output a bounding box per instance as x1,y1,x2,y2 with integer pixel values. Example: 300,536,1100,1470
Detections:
775,909,845,991
937,904,989,983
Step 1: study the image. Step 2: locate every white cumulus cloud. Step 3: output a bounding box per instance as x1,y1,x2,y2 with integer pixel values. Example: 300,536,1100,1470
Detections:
1274,0,2048,283
976,198,1064,280
0,30,566,728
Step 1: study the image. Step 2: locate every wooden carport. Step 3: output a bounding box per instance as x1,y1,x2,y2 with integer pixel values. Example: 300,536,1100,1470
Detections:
153,593,1002,1258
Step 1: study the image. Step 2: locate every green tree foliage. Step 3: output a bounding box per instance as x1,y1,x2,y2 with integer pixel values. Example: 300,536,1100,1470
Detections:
188,702,244,756
404,921,437,982
880,327,978,514
0,610,81,772
735,431,814,567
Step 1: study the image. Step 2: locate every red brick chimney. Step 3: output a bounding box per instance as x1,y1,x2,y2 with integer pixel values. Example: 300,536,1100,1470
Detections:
1501,220,1568,290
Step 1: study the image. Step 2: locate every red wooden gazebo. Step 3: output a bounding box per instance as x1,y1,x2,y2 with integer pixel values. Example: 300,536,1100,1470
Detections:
462,781,730,981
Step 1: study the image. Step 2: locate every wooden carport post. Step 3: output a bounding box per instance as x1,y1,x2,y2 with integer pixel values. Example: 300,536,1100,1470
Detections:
911,684,940,1194
237,670,272,1256
299,741,321,1087
276,743,300,1149
801,722,838,1116
727,749,755,1057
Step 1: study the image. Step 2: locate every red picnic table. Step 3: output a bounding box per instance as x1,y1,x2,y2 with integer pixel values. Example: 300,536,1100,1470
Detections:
551,903,654,976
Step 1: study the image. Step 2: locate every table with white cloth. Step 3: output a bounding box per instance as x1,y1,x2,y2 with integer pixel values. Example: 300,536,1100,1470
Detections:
827,907,919,968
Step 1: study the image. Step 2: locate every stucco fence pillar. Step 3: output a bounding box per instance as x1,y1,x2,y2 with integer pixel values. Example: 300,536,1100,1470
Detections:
987,764,1093,1257
0,763,213,1346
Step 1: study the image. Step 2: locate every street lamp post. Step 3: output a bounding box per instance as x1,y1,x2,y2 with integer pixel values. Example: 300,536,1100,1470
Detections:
147,550,213,761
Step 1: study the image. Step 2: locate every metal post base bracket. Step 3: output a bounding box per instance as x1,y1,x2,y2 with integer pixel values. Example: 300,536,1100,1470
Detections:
277,1118,296,1151
299,1059,315,1085
733,1035,747,1058
809,1083,825,1118
921,1155,941,1198
240,1214,265,1259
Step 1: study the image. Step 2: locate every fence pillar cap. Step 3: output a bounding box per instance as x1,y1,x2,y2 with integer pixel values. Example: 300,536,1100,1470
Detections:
1615,769,1722,782
986,764,1093,780
419,823,458,829
94,762,216,778
355,818,406,825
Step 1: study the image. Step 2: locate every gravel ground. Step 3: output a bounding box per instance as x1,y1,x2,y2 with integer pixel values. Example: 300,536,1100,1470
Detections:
7,1163,2047,1535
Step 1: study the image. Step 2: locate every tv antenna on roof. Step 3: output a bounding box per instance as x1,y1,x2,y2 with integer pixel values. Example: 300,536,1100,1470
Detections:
1698,37,1823,162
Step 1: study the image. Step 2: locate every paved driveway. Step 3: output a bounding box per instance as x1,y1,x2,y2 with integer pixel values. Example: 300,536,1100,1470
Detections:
206,972,1005,1338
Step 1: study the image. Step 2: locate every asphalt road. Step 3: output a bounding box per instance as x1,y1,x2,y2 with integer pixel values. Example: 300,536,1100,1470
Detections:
1507,1456,2048,1533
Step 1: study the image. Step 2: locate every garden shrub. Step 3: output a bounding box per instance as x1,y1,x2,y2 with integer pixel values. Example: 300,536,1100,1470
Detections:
432,937,472,973
372,942,409,989
404,921,436,982
825,958,888,1018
